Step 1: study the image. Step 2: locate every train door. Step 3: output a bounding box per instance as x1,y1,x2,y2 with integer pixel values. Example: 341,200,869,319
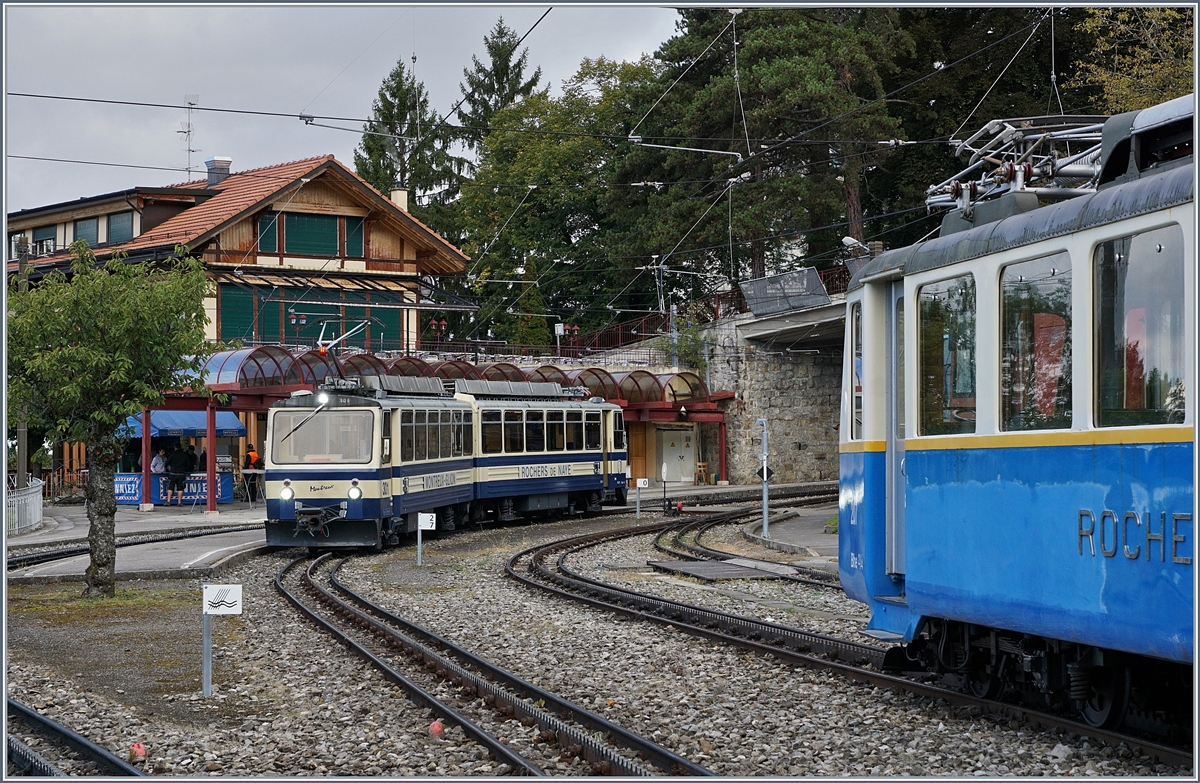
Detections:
885,282,906,575
601,410,610,490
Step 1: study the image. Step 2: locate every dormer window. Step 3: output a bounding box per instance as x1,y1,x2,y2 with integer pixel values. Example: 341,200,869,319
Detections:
74,217,99,246
108,211,133,244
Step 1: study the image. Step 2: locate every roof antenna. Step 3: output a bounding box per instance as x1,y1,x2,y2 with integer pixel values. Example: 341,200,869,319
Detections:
178,94,200,177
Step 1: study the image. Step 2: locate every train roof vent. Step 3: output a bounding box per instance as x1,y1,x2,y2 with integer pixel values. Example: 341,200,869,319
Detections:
360,375,447,395
1098,92,1194,189
456,379,569,398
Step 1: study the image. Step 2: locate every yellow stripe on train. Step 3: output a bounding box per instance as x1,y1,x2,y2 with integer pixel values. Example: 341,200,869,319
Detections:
904,426,1194,451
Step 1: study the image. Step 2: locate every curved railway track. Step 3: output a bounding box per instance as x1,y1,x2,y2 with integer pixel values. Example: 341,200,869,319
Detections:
276,553,713,777
654,493,842,589
5,524,263,570
7,698,145,777
507,508,1193,770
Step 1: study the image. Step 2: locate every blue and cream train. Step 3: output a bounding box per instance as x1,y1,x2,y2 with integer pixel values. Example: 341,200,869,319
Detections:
840,94,1194,731
264,376,628,549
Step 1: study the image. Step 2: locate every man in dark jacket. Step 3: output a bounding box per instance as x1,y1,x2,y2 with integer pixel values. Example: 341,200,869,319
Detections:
165,445,192,505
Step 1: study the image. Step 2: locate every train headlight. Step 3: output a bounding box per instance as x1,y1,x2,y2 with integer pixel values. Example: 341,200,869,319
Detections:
348,479,362,501
280,486,295,502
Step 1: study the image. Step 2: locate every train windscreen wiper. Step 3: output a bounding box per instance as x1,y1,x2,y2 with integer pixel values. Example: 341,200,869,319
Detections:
279,403,327,444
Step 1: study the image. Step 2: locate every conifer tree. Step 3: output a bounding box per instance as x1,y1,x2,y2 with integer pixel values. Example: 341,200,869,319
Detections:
457,17,543,152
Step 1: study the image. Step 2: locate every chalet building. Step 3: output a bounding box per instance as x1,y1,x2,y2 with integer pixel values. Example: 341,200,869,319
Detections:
6,155,472,352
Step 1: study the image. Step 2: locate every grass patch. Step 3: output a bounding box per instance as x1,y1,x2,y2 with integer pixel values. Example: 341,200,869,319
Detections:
824,515,838,533
7,584,194,617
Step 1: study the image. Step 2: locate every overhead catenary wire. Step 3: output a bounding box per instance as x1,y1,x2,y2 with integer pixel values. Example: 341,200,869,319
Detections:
628,15,735,139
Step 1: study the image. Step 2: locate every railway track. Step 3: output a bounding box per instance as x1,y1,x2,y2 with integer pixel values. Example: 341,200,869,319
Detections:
508,508,1194,770
654,493,843,589
5,524,263,570
6,698,145,777
276,553,713,777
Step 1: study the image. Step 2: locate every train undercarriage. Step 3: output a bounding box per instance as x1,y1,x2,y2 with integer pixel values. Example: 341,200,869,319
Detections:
883,618,1192,740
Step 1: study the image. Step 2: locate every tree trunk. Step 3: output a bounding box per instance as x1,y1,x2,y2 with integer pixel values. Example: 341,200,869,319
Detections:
843,152,865,244
83,431,121,597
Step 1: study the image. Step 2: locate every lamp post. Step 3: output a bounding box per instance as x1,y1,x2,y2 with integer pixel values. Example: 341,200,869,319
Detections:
431,317,448,348
288,309,307,346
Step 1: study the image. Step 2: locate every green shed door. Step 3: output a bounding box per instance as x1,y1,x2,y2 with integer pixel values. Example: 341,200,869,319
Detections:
219,284,255,342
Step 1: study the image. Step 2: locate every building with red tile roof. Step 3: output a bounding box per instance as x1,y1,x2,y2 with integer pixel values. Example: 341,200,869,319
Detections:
7,155,474,352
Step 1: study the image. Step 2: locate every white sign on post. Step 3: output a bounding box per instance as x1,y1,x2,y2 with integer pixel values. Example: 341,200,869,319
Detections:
636,478,649,488
202,584,243,615
417,512,436,531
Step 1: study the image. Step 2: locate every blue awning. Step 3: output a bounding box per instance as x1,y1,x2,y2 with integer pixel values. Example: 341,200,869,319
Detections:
124,410,247,438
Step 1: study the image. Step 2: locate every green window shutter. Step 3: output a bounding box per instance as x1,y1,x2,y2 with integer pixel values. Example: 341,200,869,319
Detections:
219,284,255,343
258,212,278,253
107,212,133,243
32,226,55,242
74,217,98,246
346,217,364,258
284,213,337,256
373,307,401,352
260,300,282,345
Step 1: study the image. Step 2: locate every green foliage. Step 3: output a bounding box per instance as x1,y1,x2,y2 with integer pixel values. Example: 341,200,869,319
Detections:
653,303,710,372
457,57,659,341
7,241,213,596
456,16,543,153
8,242,213,444
353,57,467,228
1066,8,1194,113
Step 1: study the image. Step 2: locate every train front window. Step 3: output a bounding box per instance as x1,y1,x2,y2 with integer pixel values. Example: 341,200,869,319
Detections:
613,412,626,449
1096,224,1187,426
271,409,374,464
1001,253,1072,431
918,274,976,435
482,410,503,454
526,411,546,452
547,411,565,450
585,411,602,450
505,410,525,452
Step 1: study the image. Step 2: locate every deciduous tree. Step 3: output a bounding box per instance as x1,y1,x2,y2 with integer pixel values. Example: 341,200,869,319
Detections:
7,243,213,597
1067,7,1194,113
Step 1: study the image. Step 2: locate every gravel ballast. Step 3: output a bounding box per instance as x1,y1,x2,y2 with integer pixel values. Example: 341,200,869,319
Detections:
6,513,1191,776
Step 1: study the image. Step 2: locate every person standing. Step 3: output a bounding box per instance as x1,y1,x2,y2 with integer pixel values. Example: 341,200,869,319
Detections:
243,445,262,503
150,448,169,502
186,445,199,473
165,445,192,505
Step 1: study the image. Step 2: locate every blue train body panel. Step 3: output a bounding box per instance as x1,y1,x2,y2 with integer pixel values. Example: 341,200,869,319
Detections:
904,440,1193,663
839,450,921,639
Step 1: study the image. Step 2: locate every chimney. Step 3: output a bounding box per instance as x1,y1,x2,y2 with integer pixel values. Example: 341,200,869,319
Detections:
390,188,408,212
205,156,233,187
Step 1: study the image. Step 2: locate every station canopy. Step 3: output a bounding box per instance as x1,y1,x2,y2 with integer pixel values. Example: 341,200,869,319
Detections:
124,410,247,438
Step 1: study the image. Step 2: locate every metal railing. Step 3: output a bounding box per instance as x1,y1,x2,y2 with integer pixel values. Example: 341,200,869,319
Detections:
7,477,46,536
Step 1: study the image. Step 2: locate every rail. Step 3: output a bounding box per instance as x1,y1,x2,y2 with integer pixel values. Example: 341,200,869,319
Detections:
6,478,45,536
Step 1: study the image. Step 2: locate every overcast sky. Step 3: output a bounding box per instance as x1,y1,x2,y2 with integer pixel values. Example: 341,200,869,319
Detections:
4,4,682,213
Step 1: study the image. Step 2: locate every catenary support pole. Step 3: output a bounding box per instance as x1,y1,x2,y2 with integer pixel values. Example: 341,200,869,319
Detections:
202,613,212,697
756,418,769,539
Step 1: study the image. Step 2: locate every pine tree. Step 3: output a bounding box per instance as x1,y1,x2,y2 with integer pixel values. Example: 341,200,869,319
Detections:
457,17,543,152
354,58,464,197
